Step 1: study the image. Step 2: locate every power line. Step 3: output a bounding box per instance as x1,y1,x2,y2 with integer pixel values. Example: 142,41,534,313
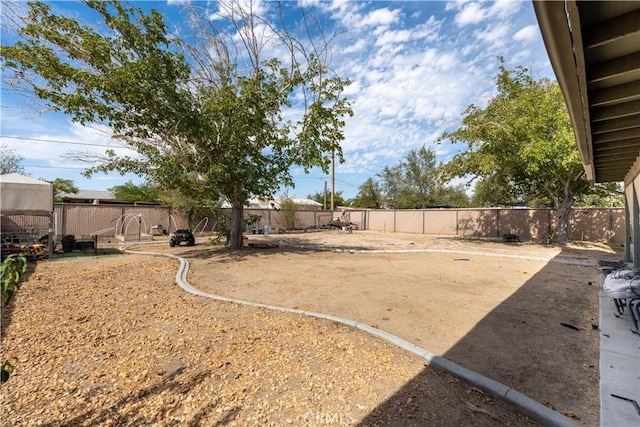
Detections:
23,164,89,170
334,179,359,188
291,175,330,180
7,135,367,187
0,135,132,149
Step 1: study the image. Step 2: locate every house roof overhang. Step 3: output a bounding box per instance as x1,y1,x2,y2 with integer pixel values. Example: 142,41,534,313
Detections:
533,1,640,185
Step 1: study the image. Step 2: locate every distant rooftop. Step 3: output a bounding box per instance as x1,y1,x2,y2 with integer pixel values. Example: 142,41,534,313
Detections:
60,190,115,201
58,190,160,205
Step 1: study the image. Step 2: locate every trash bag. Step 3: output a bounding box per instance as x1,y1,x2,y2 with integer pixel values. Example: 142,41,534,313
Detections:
603,269,640,299
61,235,76,253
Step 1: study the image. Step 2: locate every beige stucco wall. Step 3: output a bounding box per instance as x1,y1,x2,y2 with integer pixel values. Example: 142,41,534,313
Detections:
457,210,497,237
498,209,551,241
50,204,625,243
424,210,458,235
353,208,623,243
567,209,614,242
366,210,396,233
393,211,423,233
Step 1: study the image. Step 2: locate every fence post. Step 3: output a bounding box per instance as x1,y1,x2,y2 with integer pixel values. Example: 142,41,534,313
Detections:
608,208,613,243
48,212,54,260
120,206,125,235
456,210,459,235
624,195,632,262
60,204,66,236
496,209,500,237
633,186,640,267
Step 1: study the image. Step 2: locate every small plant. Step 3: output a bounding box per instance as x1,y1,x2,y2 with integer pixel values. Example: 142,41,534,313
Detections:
209,230,227,245
244,214,262,234
1,361,12,384
1,253,28,384
208,211,232,245
245,214,261,227
1,254,28,307
277,197,298,230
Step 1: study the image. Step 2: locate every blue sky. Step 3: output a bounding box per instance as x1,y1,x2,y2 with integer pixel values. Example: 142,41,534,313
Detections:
1,0,555,200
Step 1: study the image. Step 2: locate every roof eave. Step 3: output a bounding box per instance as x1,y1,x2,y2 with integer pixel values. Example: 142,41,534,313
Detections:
533,0,595,181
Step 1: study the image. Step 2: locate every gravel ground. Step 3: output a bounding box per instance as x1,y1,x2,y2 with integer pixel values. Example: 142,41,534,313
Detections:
1,253,538,426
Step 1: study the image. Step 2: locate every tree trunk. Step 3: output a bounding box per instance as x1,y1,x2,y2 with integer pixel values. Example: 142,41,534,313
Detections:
553,183,574,244
228,201,244,249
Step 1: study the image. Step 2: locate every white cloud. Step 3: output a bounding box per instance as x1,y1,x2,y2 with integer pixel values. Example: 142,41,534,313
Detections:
475,22,511,48
208,0,269,21
454,2,487,26
511,48,532,65
445,0,472,12
488,0,521,19
297,0,322,8
375,16,441,47
452,0,520,27
340,38,367,54
375,28,411,46
513,24,539,42
357,7,401,29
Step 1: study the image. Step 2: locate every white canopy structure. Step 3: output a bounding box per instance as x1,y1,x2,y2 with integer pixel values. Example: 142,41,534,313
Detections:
1,173,54,258
1,173,53,215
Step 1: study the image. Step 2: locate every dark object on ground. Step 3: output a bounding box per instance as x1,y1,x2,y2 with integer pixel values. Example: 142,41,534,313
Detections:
61,235,76,253
610,394,640,416
503,233,520,243
328,220,357,233
247,242,279,249
170,229,195,247
75,240,95,250
560,323,580,331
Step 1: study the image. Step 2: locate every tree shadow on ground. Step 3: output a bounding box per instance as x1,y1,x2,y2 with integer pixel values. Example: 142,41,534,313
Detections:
43,368,225,427
165,243,319,263
358,246,613,426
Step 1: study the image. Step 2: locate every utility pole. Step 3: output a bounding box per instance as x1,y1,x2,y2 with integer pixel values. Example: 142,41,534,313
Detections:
331,150,335,211
323,181,327,210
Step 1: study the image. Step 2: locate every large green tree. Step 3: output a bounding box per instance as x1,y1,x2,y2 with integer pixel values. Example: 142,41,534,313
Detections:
377,146,465,209
108,180,160,203
307,190,347,209
471,174,520,207
51,178,79,201
2,1,352,249
351,177,383,208
109,180,225,230
439,62,593,243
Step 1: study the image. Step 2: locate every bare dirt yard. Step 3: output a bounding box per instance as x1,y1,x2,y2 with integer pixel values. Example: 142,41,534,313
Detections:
1,231,619,426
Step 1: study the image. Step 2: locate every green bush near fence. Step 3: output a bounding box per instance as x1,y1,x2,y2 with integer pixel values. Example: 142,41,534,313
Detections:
1,253,28,384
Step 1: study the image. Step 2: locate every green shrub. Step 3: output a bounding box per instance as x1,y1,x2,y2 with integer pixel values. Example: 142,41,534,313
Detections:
1,254,27,307
277,197,298,230
1,253,28,384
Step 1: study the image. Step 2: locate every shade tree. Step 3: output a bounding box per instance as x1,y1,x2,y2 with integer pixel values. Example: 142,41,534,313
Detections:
2,0,352,248
439,61,596,243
